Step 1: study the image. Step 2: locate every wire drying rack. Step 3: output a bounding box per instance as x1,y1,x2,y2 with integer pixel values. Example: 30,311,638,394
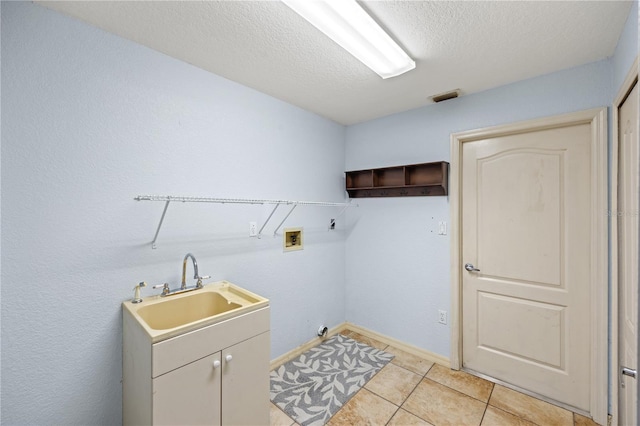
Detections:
134,195,357,248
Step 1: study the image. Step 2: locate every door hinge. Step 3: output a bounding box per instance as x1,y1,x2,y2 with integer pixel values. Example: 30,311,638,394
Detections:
621,367,637,378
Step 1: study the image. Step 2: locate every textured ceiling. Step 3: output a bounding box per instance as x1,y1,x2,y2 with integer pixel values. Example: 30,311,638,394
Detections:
40,1,633,125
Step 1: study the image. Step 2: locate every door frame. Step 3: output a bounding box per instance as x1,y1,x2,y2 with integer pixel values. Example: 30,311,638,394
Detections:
449,108,608,424
610,55,638,426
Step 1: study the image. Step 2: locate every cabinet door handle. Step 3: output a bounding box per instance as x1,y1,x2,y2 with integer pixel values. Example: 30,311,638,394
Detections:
212,360,221,369
225,354,233,362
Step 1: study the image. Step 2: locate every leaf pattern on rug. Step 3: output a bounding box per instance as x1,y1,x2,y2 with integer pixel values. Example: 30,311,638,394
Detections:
270,334,393,426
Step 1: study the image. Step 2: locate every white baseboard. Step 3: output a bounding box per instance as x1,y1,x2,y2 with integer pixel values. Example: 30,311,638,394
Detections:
344,322,450,367
270,322,450,370
270,323,349,370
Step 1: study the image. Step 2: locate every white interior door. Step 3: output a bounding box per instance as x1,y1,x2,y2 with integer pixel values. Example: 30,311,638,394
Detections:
460,116,598,413
618,80,638,426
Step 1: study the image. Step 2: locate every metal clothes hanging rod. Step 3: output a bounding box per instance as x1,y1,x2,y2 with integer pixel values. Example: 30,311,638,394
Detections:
134,195,351,207
134,195,356,248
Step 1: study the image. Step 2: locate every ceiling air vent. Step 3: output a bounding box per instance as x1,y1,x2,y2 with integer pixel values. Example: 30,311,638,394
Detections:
431,89,460,103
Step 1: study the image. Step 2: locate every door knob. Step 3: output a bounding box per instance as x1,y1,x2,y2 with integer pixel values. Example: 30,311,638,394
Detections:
212,360,221,369
465,263,480,272
225,354,233,362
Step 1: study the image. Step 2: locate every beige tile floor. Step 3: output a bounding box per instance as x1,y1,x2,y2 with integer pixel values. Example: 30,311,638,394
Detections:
270,330,601,426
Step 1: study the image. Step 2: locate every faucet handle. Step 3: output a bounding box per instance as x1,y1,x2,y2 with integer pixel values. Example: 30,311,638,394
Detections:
153,283,171,296
196,275,210,288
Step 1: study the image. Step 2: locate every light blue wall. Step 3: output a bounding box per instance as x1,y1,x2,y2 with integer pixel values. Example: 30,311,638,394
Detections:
344,59,612,358
612,0,638,95
344,0,638,402
1,2,346,424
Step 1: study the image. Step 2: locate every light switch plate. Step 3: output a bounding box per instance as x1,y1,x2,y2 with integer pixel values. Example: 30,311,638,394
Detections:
438,221,447,235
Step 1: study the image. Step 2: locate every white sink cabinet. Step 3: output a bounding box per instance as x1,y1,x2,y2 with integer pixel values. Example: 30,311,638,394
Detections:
123,304,270,425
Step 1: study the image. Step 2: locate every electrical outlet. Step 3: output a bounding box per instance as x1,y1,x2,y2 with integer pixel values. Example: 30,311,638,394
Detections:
438,221,447,235
249,221,258,237
438,310,447,325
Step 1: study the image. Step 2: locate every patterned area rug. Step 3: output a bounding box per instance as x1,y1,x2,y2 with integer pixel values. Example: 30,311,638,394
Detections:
270,334,394,426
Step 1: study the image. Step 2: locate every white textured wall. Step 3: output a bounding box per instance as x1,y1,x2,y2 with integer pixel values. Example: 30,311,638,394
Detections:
345,59,613,358
1,2,345,424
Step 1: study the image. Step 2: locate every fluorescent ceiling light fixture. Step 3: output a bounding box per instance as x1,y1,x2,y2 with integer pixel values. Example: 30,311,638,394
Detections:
281,0,415,79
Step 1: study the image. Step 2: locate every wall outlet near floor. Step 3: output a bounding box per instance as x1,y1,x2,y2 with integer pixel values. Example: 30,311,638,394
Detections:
249,221,258,237
438,310,447,325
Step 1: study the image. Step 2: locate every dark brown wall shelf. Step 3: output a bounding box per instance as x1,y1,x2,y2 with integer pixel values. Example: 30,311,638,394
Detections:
346,161,449,198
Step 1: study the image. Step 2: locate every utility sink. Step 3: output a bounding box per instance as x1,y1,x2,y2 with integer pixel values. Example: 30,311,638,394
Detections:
138,292,242,330
122,281,269,342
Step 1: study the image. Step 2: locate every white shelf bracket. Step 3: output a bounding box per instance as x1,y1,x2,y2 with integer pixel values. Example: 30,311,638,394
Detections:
335,204,350,220
151,199,171,249
257,204,280,239
273,204,298,237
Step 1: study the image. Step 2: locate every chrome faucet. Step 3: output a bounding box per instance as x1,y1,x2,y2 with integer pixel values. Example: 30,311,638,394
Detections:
181,253,209,290
182,253,199,290
151,253,210,297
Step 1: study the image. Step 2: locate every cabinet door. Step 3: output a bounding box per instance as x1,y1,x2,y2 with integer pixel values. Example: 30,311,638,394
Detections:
222,332,270,426
152,352,222,426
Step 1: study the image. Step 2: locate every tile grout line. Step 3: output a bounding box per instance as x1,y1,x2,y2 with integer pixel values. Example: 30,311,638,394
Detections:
422,374,493,405
364,366,425,415
485,398,548,426
360,348,425,424
425,366,499,405
477,382,496,426
373,342,496,426
383,404,401,426
384,362,436,425
322,334,491,425
397,350,435,424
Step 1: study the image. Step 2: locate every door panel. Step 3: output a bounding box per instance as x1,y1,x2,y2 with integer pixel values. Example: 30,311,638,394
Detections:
462,123,591,411
477,292,564,369
477,149,563,286
618,81,638,426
